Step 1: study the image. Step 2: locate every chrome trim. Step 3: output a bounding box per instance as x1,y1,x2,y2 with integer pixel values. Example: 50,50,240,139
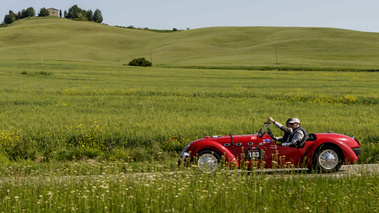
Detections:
236,143,242,146
182,152,189,159
224,143,230,147
247,142,254,146
178,143,191,161
319,149,339,170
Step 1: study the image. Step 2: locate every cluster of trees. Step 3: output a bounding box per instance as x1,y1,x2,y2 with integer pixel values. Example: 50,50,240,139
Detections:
127,58,152,67
3,5,103,25
3,7,36,24
64,5,103,23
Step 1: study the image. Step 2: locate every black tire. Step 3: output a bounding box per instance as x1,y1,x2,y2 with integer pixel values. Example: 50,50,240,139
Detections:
196,150,221,173
312,145,343,173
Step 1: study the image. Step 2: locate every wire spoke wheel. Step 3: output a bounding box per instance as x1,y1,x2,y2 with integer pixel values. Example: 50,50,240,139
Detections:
197,152,219,173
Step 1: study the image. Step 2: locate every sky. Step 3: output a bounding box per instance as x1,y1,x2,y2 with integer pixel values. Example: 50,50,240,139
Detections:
2,0,379,32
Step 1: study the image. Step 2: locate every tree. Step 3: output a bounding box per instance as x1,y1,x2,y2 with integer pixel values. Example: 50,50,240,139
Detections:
4,10,16,24
59,10,62,17
17,11,22,20
64,6,104,23
38,8,50,17
93,9,103,23
24,7,36,17
86,10,93,21
21,9,26,18
67,5,82,19
128,58,152,67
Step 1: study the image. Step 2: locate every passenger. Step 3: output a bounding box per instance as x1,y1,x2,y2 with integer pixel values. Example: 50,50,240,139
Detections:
268,117,309,147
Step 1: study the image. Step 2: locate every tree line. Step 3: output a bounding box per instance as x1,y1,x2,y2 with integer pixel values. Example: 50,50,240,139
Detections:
3,5,103,25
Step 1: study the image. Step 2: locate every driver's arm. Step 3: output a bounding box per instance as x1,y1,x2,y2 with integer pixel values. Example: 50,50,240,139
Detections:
273,121,293,134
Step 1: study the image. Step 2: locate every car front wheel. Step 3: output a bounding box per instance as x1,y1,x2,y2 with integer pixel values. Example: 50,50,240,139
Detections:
197,150,220,173
313,145,343,173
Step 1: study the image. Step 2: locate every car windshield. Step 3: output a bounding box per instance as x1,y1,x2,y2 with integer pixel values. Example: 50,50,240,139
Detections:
258,122,271,137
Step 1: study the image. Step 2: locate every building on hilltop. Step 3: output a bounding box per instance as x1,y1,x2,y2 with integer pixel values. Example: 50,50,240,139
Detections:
47,8,59,17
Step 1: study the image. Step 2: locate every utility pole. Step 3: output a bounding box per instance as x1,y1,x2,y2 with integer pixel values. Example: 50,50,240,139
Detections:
150,50,153,66
40,44,43,65
275,45,278,65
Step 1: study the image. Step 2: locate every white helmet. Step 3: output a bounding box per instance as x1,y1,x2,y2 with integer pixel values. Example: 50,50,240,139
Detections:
287,118,300,124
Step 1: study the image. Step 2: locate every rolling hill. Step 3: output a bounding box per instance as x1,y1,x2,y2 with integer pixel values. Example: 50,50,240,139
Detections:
1,16,379,70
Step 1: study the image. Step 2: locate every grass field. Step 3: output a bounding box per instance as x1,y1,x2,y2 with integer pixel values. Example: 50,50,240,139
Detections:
0,16,378,212
0,63,378,164
0,16,378,161
2,17,379,70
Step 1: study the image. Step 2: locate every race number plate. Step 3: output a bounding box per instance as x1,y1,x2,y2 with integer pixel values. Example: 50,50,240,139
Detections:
245,146,262,160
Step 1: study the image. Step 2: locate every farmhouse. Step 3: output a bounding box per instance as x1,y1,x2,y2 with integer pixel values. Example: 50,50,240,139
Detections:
47,8,59,17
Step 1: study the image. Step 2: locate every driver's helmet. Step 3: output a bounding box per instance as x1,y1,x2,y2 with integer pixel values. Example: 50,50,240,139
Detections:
286,118,293,124
287,118,300,124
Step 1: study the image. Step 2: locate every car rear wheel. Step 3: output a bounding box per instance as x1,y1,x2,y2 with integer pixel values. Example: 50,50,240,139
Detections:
197,150,220,173
313,145,343,173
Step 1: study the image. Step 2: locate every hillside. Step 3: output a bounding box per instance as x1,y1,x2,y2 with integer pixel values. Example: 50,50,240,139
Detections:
1,17,379,70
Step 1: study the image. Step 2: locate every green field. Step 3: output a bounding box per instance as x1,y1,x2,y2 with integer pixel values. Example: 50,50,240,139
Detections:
0,17,379,162
0,63,378,163
2,17,379,70
1,16,379,212
1,16,378,161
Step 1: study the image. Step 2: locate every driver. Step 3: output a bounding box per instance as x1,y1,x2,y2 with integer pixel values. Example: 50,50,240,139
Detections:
268,117,293,143
268,117,309,147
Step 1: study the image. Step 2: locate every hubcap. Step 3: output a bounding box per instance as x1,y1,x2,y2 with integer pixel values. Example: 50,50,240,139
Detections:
318,149,339,170
198,153,218,173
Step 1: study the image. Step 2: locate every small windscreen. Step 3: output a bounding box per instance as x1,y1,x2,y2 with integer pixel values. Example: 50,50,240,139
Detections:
258,122,271,136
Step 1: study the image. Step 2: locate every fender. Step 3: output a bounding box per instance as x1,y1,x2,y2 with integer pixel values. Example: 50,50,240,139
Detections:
190,141,238,166
305,138,358,167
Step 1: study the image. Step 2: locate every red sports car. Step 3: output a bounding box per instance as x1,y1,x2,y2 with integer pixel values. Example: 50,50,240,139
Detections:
178,122,362,173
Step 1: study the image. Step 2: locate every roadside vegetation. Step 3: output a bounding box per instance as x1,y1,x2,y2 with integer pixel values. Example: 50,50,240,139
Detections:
0,163,378,212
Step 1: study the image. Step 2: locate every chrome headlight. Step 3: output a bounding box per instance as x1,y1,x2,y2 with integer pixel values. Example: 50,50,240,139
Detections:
178,143,191,161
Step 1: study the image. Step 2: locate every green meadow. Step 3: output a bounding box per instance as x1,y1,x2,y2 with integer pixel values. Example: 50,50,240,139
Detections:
2,17,379,70
0,16,379,213
0,63,378,164
0,16,378,163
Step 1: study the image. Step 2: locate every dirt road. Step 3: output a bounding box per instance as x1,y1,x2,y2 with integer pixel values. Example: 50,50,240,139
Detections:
0,164,377,185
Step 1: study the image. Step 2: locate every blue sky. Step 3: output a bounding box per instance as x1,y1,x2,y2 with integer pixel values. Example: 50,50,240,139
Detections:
2,0,379,32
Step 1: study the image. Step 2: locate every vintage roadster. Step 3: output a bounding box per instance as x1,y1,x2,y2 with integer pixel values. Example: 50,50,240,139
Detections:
178,122,362,173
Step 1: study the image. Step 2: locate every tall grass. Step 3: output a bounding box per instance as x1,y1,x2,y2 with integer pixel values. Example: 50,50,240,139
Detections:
0,163,378,212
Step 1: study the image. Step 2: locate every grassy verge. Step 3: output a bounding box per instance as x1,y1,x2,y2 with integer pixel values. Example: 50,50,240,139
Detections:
0,162,378,212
